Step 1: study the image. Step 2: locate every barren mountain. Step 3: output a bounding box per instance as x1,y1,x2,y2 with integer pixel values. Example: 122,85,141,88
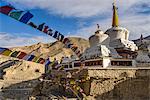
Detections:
10,37,89,61
0,37,89,80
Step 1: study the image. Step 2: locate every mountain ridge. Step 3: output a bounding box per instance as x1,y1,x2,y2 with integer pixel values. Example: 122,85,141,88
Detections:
10,37,89,61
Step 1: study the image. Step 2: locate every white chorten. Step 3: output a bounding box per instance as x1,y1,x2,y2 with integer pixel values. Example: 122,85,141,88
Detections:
136,39,150,63
105,3,137,51
89,25,110,47
82,24,121,60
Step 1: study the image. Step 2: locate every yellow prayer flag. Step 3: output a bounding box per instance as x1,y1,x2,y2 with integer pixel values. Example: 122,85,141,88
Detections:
2,50,12,56
70,80,76,85
33,57,39,62
76,86,80,91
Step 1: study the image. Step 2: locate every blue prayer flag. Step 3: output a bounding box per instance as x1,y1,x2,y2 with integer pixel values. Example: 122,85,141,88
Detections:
19,11,33,24
37,23,45,31
53,31,58,39
45,58,51,66
27,55,35,61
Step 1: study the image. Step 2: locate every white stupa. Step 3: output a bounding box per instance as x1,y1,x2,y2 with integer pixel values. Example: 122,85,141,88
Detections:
60,1,149,69
89,25,110,47
105,4,137,51
136,37,150,63
82,24,121,60
59,1,150,69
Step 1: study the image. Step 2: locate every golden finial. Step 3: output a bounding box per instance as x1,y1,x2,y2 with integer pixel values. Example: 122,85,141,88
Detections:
112,0,119,27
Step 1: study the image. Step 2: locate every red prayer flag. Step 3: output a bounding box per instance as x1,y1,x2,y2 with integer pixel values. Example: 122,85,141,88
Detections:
40,59,45,64
0,6,14,15
43,26,49,33
63,38,69,44
17,52,27,59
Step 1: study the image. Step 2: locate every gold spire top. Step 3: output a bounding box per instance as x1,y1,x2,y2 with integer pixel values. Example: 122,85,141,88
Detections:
112,0,119,27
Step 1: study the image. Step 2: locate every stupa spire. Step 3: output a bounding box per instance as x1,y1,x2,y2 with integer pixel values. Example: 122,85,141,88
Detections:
112,0,119,27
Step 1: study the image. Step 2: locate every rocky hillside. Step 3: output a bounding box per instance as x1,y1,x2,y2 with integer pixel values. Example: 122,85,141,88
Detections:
0,37,89,80
0,55,44,80
0,37,89,99
10,37,89,61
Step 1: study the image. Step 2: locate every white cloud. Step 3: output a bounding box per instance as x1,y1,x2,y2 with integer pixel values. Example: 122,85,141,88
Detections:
5,0,145,18
72,13,150,40
0,33,55,47
4,0,150,40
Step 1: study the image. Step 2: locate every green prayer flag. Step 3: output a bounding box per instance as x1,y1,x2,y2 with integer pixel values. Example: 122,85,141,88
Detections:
10,51,20,57
9,11,23,20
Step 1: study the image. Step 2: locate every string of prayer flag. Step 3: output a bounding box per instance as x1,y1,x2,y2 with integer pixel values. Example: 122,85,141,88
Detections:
0,5,82,58
0,47,52,66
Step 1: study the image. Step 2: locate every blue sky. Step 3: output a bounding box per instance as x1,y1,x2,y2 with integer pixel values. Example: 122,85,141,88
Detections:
0,0,150,47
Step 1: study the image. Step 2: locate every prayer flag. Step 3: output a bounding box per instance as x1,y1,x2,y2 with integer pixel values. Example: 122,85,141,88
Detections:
28,22,37,28
17,52,27,59
36,58,40,63
27,55,35,61
75,49,80,54
60,35,64,42
10,51,20,57
35,58,45,64
76,50,81,57
78,53,82,58
47,29,53,36
66,42,73,48
22,54,30,60
63,38,69,44
71,46,78,52
19,11,33,24
76,86,80,91
0,6,14,15
37,23,45,31
39,58,45,64
43,26,49,33
37,58,43,63
45,58,51,66
2,50,12,56
49,61,55,67
58,33,64,42
53,31,58,39
68,43,73,48
32,56,39,62
9,11,23,20
70,80,76,85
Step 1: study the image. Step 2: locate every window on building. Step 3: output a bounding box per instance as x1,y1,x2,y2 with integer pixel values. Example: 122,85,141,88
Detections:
111,61,132,66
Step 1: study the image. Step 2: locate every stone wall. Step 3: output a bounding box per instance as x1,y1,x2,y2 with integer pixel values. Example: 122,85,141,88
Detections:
0,67,149,100
84,68,150,100
0,79,40,100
